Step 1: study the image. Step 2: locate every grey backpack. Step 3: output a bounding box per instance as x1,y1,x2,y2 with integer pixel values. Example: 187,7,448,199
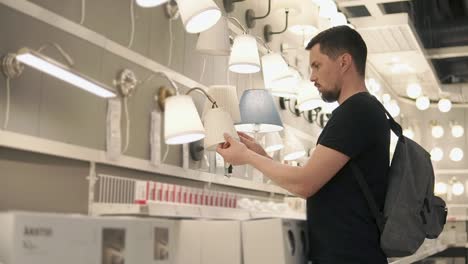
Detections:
350,99,447,257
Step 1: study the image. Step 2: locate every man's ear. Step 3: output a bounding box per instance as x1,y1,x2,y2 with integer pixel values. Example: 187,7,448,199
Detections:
339,53,352,73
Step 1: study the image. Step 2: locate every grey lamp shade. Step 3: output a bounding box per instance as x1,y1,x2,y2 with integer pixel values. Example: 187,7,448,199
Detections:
235,89,284,133
203,107,239,151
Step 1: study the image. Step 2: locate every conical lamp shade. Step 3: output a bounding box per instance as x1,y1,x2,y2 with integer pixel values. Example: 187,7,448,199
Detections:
164,95,205,144
261,53,290,87
283,132,306,161
176,0,221,33
264,132,284,152
202,85,241,123
229,34,261,74
268,67,300,98
235,89,283,133
203,108,239,151
196,16,230,56
297,80,323,111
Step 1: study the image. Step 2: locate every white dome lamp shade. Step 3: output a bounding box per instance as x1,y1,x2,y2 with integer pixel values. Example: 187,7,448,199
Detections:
235,89,284,133
203,107,239,151
229,34,261,74
297,80,323,111
268,67,301,98
175,0,222,34
202,85,241,123
264,132,284,152
164,95,205,144
261,53,290,87
196,16,230,56
136,0,168,7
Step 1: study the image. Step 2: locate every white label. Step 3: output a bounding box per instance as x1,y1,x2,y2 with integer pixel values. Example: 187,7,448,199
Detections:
106,98,121,161
134,180,148,202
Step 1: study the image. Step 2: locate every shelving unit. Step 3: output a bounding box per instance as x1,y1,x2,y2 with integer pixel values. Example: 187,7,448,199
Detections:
388,244,448,264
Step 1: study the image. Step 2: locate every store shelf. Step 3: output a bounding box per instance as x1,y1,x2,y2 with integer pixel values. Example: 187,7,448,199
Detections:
0,130,290,195
388,245,448,264
91,202,305,221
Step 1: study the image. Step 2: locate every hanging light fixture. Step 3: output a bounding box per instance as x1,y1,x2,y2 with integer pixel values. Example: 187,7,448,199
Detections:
170,0,222,34
416,95,430,111
406,83,422,99
313,0,337,19
330,12,347,26
261,53,290,86
438,98,452,113
268,67,301,98
430,147,443,162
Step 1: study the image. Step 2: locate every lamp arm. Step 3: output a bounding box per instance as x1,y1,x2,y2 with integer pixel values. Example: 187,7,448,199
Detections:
186,87,218,108
255,36,272,52
156,71,180,95
36,42,74,67
251,0,271,20
227,16,248,33
270,10,289,35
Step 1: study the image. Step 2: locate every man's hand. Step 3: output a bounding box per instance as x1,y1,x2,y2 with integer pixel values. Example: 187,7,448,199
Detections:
237,132,272,160
216,133,250,165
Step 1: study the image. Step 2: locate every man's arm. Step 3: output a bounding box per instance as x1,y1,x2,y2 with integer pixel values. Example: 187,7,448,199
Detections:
217,134,350,198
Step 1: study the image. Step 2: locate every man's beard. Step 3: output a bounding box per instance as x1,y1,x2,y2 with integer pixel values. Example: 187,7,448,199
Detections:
320,87,340,103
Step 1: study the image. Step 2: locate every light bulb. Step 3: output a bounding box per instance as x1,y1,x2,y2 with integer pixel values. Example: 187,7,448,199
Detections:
382,93,391,104
430,147,443,162
416,96,430,110
406,83,421,99
431,125,444,139
434,182,448,195
451,124,464,138
403,128,414,140
450,148,464,162
438,98,452,113
452,181,464,196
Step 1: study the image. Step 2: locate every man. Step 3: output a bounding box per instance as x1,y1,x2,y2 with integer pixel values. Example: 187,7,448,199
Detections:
217,26,390,263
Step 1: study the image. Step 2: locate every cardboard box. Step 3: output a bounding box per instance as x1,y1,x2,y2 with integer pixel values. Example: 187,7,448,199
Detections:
0,211,99,264
242,218,308,264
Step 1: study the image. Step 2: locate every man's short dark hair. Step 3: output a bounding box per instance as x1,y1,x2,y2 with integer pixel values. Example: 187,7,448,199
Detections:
306,26,367,77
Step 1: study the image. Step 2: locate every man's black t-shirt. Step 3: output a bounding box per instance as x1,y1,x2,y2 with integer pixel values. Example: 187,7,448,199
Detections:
307,92,390,264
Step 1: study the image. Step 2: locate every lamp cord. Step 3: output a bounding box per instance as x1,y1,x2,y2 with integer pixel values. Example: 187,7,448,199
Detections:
200,57,206,82
122,97,130,153
162,145,170,162
3,77,10,130
168,19,174,67
128,0,135,48
80,0,86,24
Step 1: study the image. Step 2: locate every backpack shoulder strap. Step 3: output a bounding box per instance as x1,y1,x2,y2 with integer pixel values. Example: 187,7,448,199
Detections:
350,161,386,233
370,96,403,138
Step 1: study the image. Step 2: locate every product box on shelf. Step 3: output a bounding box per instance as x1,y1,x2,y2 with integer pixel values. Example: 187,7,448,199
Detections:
0,211,99,264
242,218,308,264
173,220,241,264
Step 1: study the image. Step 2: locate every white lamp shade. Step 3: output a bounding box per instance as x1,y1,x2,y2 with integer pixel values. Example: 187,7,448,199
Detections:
268,67,300,98
203,108,239,151
229,34,261,74
164,95,205,144
264,132,284,152
314,0,337,18
175,0,221,33
330,12,347,26
297,80,323,111
202,85,241,123
261,53,290,86
136,0,168,7
196,16,230,56
283,131,306,161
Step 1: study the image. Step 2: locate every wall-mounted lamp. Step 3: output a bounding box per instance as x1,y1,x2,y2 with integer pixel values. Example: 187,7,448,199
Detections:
416,95,430,111
449,147,464,162
438,98,452,113
430,147,443,162
2,46,116,98
296,80,322,112
450,121,464,138
164,0,222,33
264,9,290,42
245,0,272,28
268,66,301,98
223,0,246,13
430,121,444,139
196,16,231,56
229,34,261,74
450,177,464,196
235,89,283,133
279,97,300,117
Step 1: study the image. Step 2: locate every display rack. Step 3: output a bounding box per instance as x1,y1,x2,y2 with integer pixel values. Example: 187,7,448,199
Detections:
388,244,448,264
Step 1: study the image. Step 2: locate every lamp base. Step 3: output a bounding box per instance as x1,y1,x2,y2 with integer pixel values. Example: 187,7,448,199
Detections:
264,24,273,43
157,86,176,111
189,139,204,161
164,0,179,20
2,53,23,79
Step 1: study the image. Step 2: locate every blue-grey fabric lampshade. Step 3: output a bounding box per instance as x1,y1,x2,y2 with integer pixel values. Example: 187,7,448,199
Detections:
235,89,284,133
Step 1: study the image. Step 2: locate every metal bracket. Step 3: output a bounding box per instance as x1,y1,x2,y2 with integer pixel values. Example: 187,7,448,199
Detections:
2,53,23,79
156,85,176,111
264,9,289,42
223,0,246,13
164,0,180,20
245,0,271,28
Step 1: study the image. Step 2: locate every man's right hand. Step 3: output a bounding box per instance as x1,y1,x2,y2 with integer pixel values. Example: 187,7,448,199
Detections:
237,131,272,160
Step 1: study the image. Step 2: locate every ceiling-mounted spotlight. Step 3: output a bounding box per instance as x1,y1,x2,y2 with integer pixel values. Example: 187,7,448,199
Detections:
165,0,222,34
438,98,452,113
136,0,168,7
313,0,337,19
223,0,246,13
